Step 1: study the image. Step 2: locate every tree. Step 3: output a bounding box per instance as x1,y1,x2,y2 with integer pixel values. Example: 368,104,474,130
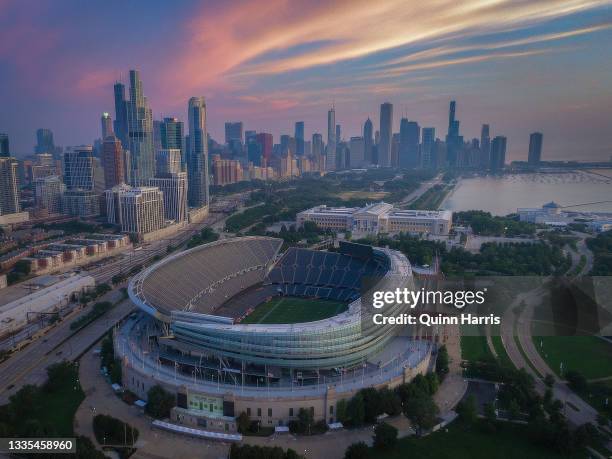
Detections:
565,370,587,393
507,399,521,420
379,388,402,416
483,402,497,432
456,395,478,425
403,393,439,435
344,442,370,459
360,387,382,423
145,385,175,419
543,373,555,387
346,392,365,426
336,399,348,424
237,411,250,434
373,422,398,450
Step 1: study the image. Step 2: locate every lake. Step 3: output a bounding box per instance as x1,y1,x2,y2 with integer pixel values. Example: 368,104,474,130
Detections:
442,170,612,216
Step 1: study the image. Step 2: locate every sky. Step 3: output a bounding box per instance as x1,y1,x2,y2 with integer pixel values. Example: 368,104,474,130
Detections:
1,0,612,162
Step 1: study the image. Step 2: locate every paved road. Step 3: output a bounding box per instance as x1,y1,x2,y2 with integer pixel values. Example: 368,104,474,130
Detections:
500,288,599,426
397,174,443,208
0,290,134,404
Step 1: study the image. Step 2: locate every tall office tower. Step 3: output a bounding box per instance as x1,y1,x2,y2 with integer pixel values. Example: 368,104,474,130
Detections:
245,130,257,145
391,133,400,167
445,100,462,167
160,117,184,169
480,124,491,169
0,157,20,215
490,136,507,172
150,172,188,222
379,102,393,167
187,96,209,207
0,133,9,157
336,124,341,144
156,149,182,175
363,118,373,164
118,187,165,234
349,137,366,168
34,175,63,214
113,82,128,148
528,132,543,165
36,128,55,154
125,70,154,185
399,118,420,169
101,112,113,139
224,122,243,145
153,120,163,152
63,146,94,190
312,133,324,170
421,127,436,169
102,136,125,189
295,121,305,156
326,107,336,170
247,137,263,166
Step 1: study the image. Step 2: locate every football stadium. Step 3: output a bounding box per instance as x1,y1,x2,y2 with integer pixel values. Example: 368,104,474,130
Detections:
118,237,434,432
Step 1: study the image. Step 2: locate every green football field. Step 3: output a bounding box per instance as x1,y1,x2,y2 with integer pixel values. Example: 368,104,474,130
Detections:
241,296,347,324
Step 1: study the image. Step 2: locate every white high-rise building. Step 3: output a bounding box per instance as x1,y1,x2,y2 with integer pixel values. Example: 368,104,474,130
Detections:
150,172,188,223
118,187,165,234
34,175,64,214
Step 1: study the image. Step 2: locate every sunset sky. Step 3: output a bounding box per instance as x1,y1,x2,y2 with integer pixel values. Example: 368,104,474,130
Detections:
1,0,611,161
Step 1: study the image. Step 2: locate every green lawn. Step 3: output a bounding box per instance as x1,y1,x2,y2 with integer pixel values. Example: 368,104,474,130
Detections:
379,420,585,459
241,296,347,324
533,335,612,380
460,335,492,362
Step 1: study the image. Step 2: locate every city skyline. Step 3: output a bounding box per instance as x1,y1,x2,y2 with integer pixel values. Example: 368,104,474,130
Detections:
1,1,612,161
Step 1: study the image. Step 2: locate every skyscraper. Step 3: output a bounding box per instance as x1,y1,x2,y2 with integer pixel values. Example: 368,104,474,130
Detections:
312,133,324,171
490,136,507,172
445,101,462,167
150,172,188,222
36,128,55,154
0,157,20,215
113,82,128,148
326,108,336,171
295,121,305,156
160,117,184,169
101,112,113,139
118,187,165,234
528,132,543,165
225,122,243,146
63,146,94,190
102,136,125,189
255,133,273,166
125,70,154,185
34,175,63,214
187,96,209,207
156,149,182,175
0,133,9,157
421,127,436,169
379,102,393,167
399,119,420,169
349,137,366,168
480,124,491,169
363,118,373,164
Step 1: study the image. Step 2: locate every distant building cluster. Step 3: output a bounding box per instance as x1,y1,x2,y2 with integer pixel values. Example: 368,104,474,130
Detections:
297,202,452,236
1,71,548,237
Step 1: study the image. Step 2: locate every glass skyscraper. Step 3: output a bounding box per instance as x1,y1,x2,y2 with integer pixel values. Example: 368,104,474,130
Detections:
125,70,154,185
187,97,209,208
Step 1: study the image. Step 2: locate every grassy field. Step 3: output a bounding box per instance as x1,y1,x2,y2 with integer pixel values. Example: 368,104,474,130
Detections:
460,334,492,362
338,191,389,200
380,420,585,459
533,335,612,379
241,296,347,324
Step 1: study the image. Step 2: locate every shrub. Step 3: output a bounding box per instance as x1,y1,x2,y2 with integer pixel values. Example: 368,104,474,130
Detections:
145,385,175,419
373,422,398,450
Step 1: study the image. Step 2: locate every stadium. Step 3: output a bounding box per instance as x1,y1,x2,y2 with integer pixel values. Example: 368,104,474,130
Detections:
118,237,434,432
